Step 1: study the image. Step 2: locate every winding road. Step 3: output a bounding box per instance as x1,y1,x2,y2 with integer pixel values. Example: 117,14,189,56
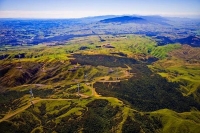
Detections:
0,65,133,123
0,98,72,123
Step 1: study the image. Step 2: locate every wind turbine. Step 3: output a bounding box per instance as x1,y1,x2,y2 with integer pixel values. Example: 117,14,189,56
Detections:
18,54,21,62
77,83,80,96
29,88,34,98
84,73,88,81
29,88,34,108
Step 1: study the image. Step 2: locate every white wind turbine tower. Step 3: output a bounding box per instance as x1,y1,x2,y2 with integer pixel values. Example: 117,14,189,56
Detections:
29,88,34,107
77,83,80,96
18,54,21,62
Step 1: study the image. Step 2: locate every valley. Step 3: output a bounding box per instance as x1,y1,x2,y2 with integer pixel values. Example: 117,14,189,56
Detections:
1,16,200,49
0,15,200,133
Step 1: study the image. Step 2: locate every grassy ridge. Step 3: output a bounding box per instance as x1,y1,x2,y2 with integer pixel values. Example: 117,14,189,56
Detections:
151,44,181,59
150,45,200,103
0,99,124,133
0,34,200,133
0,34,181,64
150,109,200,133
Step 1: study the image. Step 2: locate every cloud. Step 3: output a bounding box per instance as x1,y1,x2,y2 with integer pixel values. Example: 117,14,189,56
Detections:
0,11,85,18
0,10,199,18
0,10,118,18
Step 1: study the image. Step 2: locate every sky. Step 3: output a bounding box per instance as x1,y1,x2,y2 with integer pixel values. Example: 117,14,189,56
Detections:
0,0,200,18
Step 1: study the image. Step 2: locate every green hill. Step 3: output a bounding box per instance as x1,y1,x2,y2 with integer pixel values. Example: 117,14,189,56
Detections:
0,35,200,133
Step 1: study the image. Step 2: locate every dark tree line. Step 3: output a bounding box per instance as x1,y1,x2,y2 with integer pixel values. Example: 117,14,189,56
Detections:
94,65,200,112
70,54,138,68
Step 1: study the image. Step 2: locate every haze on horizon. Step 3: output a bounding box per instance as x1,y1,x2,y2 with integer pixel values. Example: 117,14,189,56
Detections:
0,0,200,18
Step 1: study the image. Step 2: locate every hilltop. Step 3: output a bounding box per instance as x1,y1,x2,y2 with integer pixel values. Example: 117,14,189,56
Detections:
100,16,147,23
0,35,200,132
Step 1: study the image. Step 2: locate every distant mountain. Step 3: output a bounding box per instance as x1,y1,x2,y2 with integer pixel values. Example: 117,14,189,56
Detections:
176,36,200,47
141,15,171,25
81,15,119,22
100,16,147,23
99,15,171,25
142,15,168,21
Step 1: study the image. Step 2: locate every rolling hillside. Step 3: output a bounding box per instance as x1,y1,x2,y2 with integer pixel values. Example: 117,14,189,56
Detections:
0,35,200,133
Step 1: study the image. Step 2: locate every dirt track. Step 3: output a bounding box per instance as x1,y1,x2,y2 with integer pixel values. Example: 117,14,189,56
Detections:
0,65,133,122
0,98,72,123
